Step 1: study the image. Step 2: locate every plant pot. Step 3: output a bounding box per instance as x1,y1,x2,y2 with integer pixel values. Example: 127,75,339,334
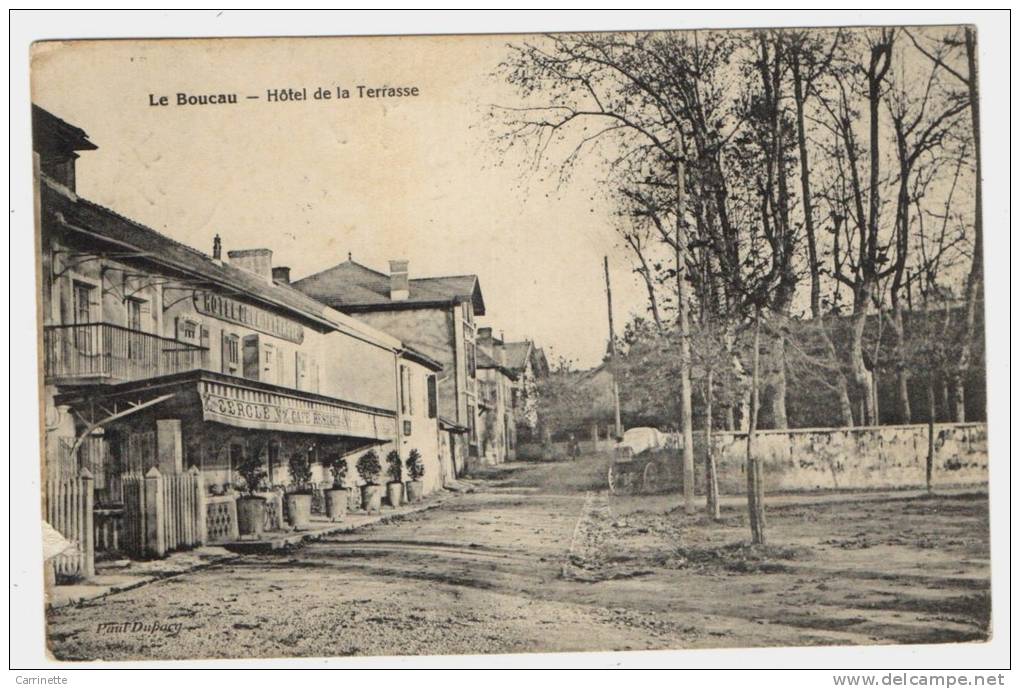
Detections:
386,481,404,508
405,480,424,503
237,495,267,539
361,484,384,512
324,488,348,522
285,492,313,530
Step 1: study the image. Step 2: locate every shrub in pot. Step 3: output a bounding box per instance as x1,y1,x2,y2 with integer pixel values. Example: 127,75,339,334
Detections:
405,448,425,503
323,454,349,522
235,452,268,539
286,451,314,530
356,450,384,512
385,450,404,508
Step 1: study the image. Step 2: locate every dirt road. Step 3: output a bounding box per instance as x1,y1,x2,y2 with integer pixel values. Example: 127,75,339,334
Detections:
46,459,990,660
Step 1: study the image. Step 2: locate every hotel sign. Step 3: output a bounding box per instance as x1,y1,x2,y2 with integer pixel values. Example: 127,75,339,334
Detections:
199,380,396,440
193,291,304,344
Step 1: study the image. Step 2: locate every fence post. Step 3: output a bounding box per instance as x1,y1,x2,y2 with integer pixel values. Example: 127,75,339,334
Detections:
190,466,207,545
144,467,166,558
79,468,95,577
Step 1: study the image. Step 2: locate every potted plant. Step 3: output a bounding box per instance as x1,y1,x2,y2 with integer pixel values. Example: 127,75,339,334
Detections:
286,451,314,530
323,454,349,522
405,448,425,503
356,450,383,512
385,449,404,508
235,452,268,539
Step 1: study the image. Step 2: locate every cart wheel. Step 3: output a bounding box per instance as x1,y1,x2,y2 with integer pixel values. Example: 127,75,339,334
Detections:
643,461,660,493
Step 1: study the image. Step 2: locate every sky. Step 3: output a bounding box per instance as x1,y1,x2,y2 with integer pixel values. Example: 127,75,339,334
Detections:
31,35,650,368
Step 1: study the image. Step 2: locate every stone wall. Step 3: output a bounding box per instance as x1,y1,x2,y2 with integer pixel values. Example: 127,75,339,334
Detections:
701,422,988,493
521,423,988,493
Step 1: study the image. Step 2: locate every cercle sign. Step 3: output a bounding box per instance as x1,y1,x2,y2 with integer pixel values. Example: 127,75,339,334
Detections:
199,380,396,441
193,291,304,344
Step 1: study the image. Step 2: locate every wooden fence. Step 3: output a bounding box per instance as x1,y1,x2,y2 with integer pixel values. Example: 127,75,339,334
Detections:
121,467,206,558
44,468,94,578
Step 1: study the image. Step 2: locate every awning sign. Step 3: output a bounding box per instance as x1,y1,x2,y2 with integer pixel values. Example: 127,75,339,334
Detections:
199,380,395,440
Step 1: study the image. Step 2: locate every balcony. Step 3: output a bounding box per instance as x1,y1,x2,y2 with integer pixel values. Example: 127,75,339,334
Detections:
44,322,208,384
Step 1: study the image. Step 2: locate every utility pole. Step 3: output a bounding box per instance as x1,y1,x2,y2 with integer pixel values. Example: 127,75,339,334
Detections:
675,133,695,516
603,256,623,440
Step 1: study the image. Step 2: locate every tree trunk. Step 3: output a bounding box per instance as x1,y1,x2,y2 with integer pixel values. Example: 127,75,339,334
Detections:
952,375,967,422
746,311,766,545
849,298,877,426
926,379,936,493
675,136,696,516
705,369,720,520
953,27,983,423
764,335,789,429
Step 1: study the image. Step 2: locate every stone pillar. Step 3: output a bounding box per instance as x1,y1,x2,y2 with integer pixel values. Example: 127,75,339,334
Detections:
157,420,183,475
190,465,207,545
79,467,95,577
144,467,166,557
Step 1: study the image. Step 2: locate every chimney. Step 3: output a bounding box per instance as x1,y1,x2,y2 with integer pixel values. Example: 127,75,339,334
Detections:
477,327,493,343
212,234,222,262
272,266,291,285
389,259,409,301
227,248,274,284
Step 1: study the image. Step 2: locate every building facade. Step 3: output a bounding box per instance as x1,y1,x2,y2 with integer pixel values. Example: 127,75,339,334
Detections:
293,259,485,476
35,106,444,557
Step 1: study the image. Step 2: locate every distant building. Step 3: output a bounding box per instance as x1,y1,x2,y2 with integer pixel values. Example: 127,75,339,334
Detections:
474,331,518,464
494,337,549,444
293,259,485,476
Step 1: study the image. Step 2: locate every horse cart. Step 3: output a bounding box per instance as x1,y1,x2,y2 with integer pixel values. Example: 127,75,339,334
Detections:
607,427,682,495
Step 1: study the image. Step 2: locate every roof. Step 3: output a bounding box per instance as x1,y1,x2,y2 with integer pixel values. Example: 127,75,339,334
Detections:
293,260,486,316
32,105,97,156
498,341,533,372
399,345,443,372
44,181,344,331
477,348,518,380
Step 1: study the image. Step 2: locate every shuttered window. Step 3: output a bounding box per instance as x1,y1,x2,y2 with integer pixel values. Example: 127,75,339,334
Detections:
427,374,438,419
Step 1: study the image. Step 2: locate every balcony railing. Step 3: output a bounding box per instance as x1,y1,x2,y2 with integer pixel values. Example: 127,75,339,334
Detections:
44,322,208,383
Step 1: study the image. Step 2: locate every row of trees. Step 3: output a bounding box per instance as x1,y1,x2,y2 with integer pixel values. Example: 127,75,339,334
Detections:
495,25,982,432
492,26,984,533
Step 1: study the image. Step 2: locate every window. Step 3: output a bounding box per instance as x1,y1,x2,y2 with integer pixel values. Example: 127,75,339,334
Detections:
222,332,240,374
427,375,437,419
72,281,97,354
72,281,95,325
126,298,144,331
262,342,275,383
176,316,201,344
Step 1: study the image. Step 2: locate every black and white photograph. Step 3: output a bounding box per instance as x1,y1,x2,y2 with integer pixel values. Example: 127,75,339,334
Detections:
10,10,1010,675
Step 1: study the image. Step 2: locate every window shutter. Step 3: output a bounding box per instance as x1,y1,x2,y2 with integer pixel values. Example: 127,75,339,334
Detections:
199,326,210,369
295,351,307,390
427,375,437,419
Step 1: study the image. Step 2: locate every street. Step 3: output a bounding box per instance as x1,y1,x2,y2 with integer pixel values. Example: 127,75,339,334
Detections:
47,457,991,661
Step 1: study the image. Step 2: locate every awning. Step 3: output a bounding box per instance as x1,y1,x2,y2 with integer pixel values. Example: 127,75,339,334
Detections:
54,370,398,443
198,379,396,441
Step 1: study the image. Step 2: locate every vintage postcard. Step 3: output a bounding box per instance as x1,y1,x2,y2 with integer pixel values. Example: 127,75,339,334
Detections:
29,23,991,664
